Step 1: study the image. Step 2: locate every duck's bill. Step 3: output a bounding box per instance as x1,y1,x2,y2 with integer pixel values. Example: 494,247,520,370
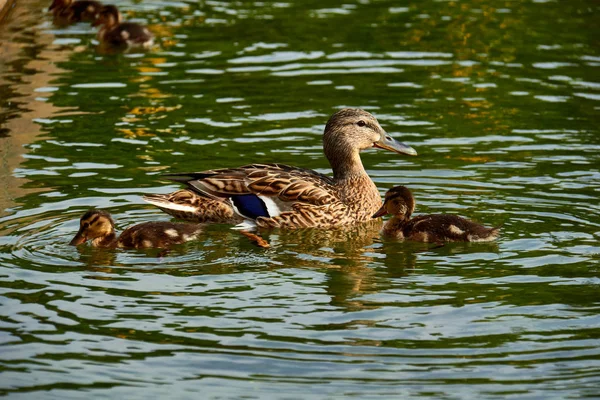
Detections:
374,134,417,156
69,231,87,246
372,205,388,218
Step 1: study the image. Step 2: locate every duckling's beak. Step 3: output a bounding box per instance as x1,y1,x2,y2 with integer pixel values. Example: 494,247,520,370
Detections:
48,1,57,10
69,230,87,246
372,204,389,218
374,133,417,156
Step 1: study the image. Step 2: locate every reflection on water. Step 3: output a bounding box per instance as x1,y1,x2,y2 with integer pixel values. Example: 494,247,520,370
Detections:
1,0,599,398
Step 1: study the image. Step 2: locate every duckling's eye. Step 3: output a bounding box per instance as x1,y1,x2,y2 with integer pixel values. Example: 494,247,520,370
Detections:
357,120,366,127
82,222,89,228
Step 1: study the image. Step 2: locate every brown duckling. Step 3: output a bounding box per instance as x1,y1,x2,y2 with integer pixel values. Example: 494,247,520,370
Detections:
373,186,500,242
70,209,202,249
92,5,154,49
49,0,103,24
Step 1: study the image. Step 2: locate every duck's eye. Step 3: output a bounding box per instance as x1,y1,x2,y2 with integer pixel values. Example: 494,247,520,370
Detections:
357,120,366,127
83,222,90,228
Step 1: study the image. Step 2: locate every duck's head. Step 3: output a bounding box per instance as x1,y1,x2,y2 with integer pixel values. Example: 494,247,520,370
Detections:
372,186,415,219
92,5,121,27
70,210,115,246
323,108,417,158
49,0,72,11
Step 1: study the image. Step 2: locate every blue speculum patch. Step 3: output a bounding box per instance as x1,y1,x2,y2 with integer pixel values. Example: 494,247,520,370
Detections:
231,194,270,219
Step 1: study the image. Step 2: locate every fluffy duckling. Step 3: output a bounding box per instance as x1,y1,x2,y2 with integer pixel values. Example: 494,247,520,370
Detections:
92,5,153,49
373,186,500,242
70,210,202,249
49,0,102,24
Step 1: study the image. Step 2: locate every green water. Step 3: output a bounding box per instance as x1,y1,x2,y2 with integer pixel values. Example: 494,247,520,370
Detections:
1,0,599,398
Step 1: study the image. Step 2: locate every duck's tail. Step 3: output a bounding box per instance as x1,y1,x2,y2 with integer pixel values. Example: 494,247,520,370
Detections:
143,193,199,215
143,191,241,224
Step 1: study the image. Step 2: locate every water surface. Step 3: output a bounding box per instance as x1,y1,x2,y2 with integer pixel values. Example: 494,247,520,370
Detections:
1,0,599,398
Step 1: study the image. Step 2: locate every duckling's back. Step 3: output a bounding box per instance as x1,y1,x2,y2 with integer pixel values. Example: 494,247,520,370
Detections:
117,222,202,249
68,0,102,22
404,214,499,243
103,22,154,48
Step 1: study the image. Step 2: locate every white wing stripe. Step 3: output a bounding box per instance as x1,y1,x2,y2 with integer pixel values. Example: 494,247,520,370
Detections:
258,196,281,217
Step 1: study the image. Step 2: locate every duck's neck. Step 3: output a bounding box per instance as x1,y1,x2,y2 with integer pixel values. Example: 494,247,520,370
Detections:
97,25,109,39
98,21,117,38
382,216,409,237
325,143,381,219
98,16,120,37
91,232,118,248
326,140,369,181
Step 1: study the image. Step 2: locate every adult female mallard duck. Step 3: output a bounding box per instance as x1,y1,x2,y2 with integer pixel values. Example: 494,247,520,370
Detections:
70,209,202,249
49,0,102,24
92,5,153,49
144,108,417,229
373,186,500,242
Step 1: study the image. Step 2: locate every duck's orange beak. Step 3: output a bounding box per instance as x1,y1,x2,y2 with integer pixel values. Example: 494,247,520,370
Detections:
372,204,389,218
69,230,87,246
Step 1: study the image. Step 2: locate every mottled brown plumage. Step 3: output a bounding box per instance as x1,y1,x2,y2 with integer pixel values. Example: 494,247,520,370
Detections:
143,190,242,224
69,209,202,249
374,186,500,242
145,109,417,229
49,0,102,24
92,5,153,49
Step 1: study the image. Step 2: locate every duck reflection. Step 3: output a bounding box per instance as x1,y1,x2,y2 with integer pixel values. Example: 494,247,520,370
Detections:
264,219,382,262
378,239,419,279
71,238,198,271
72,244,118,271
261,220,385,310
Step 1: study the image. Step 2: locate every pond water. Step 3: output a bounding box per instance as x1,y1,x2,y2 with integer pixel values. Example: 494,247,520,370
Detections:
1,0,599,398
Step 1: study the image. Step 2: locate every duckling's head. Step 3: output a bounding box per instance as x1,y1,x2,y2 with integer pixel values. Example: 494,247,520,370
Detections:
323,108,417,160
49,0,72,11
70,210,115,246
92,5,121,27
372,186,415,219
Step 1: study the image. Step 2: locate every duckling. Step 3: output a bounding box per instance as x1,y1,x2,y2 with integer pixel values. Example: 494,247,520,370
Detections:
92,5,153,49
373,186,500,242
49,0,102,24
69,209,202,249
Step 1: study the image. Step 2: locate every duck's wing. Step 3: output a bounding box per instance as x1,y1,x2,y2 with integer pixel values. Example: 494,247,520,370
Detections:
142,189,240,223
406,214,499,242
118,222,203,249
118,22,154,45
164,163,339,220
68,1,102,22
